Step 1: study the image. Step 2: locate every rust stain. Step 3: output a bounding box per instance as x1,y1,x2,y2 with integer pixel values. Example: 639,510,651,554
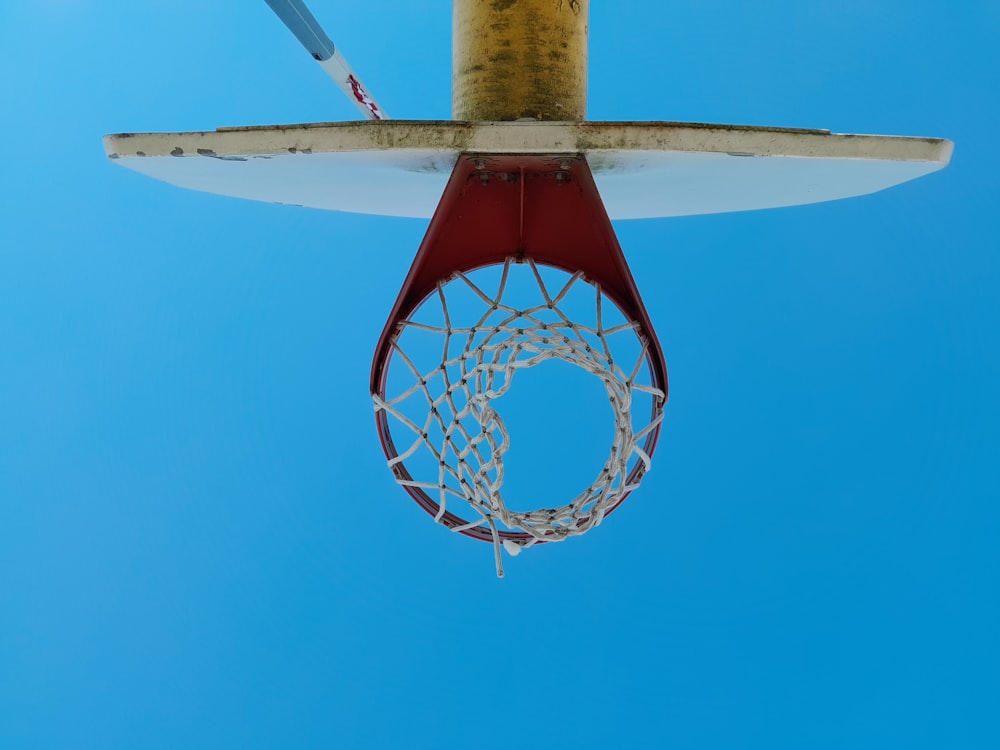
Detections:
453,0,588,121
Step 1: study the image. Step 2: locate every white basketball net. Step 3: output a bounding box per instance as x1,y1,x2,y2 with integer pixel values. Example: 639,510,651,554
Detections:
373,258,665,576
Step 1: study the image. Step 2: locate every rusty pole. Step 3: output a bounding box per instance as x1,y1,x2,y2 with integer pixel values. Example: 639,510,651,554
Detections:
453,0,589,122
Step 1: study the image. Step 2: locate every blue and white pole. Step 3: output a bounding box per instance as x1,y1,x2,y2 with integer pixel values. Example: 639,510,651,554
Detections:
264,0,387,120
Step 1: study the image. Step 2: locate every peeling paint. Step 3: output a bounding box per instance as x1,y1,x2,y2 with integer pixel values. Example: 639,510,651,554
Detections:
197,147,249,162
103,122,951,167
347,75,385,120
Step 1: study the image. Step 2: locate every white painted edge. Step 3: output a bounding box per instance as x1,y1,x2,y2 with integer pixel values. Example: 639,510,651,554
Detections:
104,120,953,164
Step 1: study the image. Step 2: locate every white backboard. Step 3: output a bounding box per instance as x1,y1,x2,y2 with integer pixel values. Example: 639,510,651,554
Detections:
104,121,951,220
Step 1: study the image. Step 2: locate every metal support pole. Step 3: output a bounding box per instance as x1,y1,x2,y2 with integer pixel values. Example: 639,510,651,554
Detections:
453,0,589,122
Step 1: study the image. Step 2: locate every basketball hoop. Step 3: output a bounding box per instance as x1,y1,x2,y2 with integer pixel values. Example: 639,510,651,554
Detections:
370,155,668,576
104,0,951,578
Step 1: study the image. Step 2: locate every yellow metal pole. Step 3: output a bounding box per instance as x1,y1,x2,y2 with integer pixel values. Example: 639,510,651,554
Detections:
453,0,589,122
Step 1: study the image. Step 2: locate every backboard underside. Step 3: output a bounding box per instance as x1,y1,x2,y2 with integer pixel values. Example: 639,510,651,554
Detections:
104,120,952,220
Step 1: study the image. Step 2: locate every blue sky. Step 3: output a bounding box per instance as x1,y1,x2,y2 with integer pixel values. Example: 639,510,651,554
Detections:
1,1,998,748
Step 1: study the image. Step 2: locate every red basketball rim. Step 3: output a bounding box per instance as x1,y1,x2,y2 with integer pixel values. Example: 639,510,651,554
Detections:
370,154,668,542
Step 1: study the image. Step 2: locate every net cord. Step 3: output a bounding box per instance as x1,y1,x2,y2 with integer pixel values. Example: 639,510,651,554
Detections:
373,258,665,576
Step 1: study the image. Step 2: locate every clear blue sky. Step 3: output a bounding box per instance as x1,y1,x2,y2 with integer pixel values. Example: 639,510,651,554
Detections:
1,2,998,748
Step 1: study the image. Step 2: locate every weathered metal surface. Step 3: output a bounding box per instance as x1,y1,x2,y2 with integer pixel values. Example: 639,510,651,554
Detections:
453,0,589,121
104,120,953,219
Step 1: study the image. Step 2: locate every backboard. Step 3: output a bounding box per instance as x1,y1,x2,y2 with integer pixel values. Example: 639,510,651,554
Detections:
104,120,952,220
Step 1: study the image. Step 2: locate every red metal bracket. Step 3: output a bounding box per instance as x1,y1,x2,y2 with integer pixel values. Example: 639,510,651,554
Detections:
371,154,668,541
